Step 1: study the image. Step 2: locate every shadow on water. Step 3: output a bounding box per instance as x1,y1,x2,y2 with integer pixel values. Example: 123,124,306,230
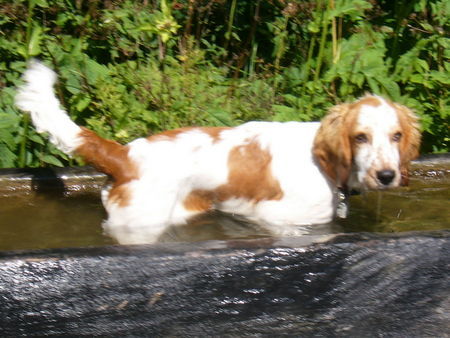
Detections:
28,167,67,196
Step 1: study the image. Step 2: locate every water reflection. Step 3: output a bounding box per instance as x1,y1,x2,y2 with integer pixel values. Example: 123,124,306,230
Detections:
341,177,449,233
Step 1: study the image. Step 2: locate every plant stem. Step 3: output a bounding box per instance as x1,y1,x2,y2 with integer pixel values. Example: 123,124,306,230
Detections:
184,0,195,39
303,34,316,84
313,3,329,84
391,0,415,65
246,0,261,78
330,0,342,64
248,42,258,78
224,0,237,53
304,1,329,115
274,17,289,73
19,114,30,167
18,0,36,167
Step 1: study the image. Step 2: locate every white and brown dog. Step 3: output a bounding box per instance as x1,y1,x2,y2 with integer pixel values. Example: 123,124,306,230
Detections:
15,61,421,244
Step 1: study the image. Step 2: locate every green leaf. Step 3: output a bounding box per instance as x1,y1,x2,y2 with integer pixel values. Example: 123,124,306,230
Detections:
0,144,17,168
307,21,320,34
366,77,380,93
28,133,46,146
379,79,401,101
29,0,48,8
415,59,430,72
410,73,424,84
207,109,233,126
161,0,171,17
34,0,49,7
17,45,28,59
64,73,82,94
272,104,296,122
328,0,372,21
0,113,17,129
74,95,92,112
0,128,15,149
429,71,450,85
0,113,18,149
40,154,64,167
283,94,300,106
28,24,43,57
84,59,110,85
419,22,433,32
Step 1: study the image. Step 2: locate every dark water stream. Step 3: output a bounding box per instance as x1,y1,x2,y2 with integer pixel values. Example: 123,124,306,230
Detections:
0,159,448,251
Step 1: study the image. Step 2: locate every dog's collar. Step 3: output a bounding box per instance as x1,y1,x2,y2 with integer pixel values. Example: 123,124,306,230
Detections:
336,187,361,219
336,188,349,219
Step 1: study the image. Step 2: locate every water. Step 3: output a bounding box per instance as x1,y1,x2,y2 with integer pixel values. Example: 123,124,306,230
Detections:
0,160,448,251
341,177,449,233
0,193,112,251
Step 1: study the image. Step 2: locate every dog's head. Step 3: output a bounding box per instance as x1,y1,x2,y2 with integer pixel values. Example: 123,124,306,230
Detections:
313,95,421,190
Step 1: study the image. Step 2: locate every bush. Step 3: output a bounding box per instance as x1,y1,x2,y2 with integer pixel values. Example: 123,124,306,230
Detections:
0,0,448,167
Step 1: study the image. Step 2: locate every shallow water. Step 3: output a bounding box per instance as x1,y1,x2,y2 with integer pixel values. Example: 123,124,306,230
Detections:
0,162,448,251
0,193,112,251
341,177,449,233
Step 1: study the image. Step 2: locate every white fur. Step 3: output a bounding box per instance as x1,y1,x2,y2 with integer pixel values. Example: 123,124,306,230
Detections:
350,97,402,189
15,60,82,153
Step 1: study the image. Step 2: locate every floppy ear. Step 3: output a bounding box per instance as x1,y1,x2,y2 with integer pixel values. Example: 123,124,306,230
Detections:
393,103,421,186
313,104,353,189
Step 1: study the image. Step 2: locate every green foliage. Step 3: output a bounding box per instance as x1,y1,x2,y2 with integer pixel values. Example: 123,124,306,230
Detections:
272,0,448,152
0,0,448,168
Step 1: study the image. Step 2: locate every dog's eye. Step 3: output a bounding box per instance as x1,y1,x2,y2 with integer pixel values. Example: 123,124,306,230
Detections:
392,132,402,142
355,133,368,143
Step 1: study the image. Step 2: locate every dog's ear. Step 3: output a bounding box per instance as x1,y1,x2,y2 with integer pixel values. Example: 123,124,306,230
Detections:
393,103,421,186
313,103,353,188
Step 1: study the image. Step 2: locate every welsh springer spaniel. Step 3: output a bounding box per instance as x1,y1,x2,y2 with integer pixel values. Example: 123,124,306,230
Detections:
16,61,421,244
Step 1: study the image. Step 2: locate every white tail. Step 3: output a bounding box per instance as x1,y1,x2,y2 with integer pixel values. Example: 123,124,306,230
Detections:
15,60,82,154
15,60,129,182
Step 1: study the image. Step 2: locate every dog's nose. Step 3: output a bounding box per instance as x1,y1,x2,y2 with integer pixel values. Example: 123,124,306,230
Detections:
377,170,396,185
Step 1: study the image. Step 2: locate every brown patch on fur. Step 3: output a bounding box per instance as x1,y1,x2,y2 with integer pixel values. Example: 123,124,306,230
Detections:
313,95,383,187
183,140,283,212
148,127,191,141
217,141,284,201
183,190,214,212
203,127,232,141
76,128,139,206
148,127,231,143
108,185,134,207
313,103,356,187
350,95,381,110
392,102,421,186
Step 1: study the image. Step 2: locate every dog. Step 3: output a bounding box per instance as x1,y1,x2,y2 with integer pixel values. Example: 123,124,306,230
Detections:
15,61,421,244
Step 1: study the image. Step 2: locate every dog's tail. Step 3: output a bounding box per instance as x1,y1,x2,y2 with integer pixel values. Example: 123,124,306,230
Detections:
15,60,131,180
15,60,83,154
